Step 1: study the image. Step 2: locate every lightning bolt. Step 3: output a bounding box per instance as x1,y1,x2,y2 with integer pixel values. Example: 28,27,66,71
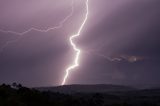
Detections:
61,0,89,85
0,0,89,85
85,50,144,63
86,51,122,62
0,0,74,52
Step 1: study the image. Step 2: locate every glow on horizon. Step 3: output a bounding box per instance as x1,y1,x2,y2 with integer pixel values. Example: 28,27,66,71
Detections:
61,0,89,85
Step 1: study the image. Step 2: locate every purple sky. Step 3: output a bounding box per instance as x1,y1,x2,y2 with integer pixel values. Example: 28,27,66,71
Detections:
0,0,160,87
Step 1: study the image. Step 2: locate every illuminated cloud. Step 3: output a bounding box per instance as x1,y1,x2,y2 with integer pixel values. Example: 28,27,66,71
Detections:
0,0,159,87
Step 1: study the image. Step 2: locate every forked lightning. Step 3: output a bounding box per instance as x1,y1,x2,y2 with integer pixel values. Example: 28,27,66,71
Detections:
0,0,74,52
61,0,89,85
0,0,89,85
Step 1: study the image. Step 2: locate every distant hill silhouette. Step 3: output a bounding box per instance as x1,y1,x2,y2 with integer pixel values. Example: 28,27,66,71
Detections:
36,84,136,93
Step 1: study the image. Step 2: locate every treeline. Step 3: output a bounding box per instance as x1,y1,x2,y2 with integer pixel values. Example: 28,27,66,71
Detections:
0,83,160,106
0,83,104,106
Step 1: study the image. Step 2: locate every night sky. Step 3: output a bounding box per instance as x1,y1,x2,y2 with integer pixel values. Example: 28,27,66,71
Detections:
0,0,160,87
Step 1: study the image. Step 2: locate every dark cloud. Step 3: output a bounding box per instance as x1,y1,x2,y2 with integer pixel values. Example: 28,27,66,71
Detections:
0,0,160,87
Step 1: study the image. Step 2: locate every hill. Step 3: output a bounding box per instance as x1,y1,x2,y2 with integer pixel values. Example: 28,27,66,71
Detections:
36,84,136,93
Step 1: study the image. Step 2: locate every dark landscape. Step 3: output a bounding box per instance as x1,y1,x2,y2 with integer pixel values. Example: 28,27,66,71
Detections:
1,83,160,106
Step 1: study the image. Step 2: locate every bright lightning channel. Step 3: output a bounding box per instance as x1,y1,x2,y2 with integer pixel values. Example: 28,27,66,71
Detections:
0,0,74,52
61,0,89,85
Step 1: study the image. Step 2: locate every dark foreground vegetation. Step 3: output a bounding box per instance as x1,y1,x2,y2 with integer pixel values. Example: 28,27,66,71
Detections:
0,83,160,106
